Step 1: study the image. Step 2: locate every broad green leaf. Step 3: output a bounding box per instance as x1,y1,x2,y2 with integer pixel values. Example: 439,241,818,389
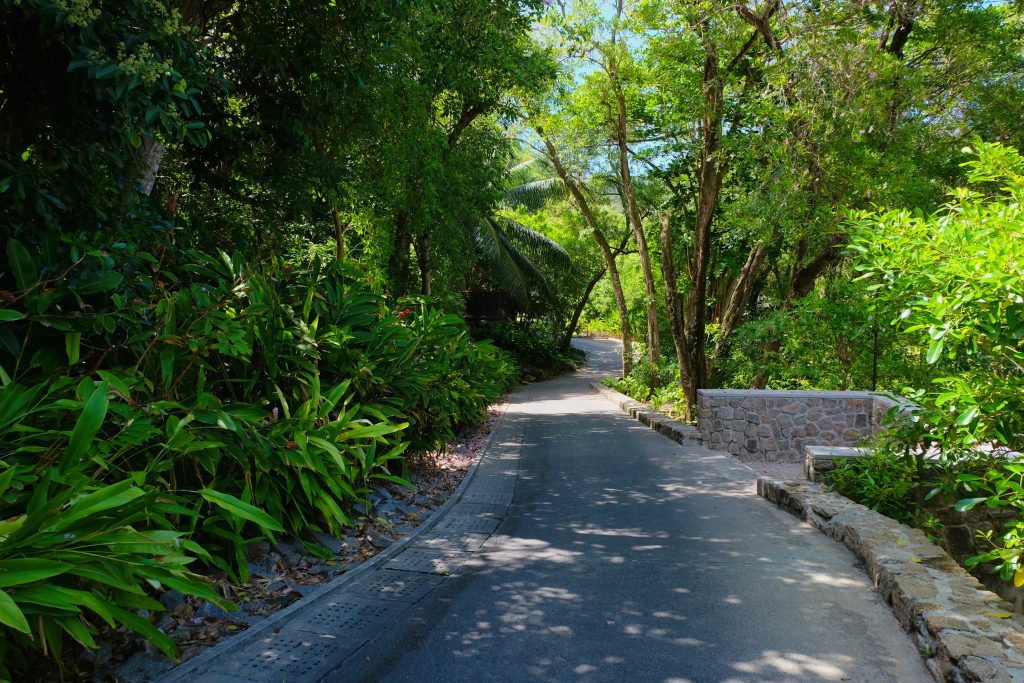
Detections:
75,271,123,295
0,559,73,588
97,370,132,399
61,381,109,470
57,615,97,648
6,239,36,291
198,489,284,532
954,497,988,513
0,309,24,322
0,589,30,633
337,421,408,442
65,332,81,365
107,604,179,659
49,479,143,531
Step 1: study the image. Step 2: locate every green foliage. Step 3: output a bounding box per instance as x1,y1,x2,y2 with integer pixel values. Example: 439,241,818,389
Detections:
0,378,233,677
472,320,581,382
851,141,1024,584
828,450,941,533
955,463,1024,586
717,278,928,391
851,142,1024,452
603,353,691,420
0,250,517,675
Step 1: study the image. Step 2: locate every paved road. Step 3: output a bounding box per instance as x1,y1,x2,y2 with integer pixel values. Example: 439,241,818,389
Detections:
341,338,932,682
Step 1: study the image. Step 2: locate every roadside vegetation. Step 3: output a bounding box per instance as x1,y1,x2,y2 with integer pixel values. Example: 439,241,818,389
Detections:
1,0,1022,677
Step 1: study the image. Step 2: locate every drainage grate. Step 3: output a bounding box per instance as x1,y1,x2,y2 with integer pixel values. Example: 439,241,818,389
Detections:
286,594,405,638
384,547,468,574
415,532,490,552
433,514,502,535
215,629,357,681
452,502,507,517
460,491,515,506
343,569,444,603
464,479,516,496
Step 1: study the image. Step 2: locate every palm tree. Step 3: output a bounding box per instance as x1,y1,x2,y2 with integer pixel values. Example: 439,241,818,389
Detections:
471,155,571,308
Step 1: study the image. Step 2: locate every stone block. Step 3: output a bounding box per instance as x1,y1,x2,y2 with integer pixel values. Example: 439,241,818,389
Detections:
959,656,1011,683
938,631,1006,660
745,439,758,453
719,406,734,419
924,613,972,636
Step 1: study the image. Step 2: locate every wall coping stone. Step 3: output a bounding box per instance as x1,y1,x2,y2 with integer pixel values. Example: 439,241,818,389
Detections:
804,445,871,482
758,476,1024,682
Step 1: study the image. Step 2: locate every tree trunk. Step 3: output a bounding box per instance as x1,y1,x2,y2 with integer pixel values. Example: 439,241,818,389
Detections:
332,210,347,261
715,242,767,358
681,26,726,411
659,214,690,414
416,233,432,296
561,267,605,350
389,213,413,296
539,128,633,376
609,53,661,387
137,136,165,196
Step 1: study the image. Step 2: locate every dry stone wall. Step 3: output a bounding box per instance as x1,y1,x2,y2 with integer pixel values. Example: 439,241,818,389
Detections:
697,389,906,463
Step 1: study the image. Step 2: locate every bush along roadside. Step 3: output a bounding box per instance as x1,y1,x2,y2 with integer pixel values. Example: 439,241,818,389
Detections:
831,142,1024,603
470,320,583,382
0,249,517,681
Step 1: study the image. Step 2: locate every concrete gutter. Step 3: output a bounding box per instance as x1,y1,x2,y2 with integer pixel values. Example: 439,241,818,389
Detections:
758,477,1024,682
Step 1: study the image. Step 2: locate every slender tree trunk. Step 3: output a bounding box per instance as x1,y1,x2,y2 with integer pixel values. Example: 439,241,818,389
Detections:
561,267,605,350
312,128,347,262
137,136,165,196
332,211,347,261
539,128,633,376
659,214,690,414
715,242,767,358
416,233,432,296
609,54,660,386
389,213,413,296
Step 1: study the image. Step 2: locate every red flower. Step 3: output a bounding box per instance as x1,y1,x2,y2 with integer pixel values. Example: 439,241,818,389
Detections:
399,308,412,319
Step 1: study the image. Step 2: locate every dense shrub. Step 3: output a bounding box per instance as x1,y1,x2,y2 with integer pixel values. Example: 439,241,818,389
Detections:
471,320,581,381
0,248,516,677
845,142,1024,584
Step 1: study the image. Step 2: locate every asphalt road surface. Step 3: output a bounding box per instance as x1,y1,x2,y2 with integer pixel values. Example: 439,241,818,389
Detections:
341,338,932,683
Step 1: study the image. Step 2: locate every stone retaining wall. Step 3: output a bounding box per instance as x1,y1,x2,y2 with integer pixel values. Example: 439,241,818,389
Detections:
697,389,908,463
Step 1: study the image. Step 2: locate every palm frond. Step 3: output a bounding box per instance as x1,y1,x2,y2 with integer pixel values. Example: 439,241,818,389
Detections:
502,177,567,212
474,218,562,307
497,217,571,267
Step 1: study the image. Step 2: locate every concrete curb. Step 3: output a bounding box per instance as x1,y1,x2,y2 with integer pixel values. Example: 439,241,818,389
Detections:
158,399,515,682
757,477,1024,682
590,381,700,446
